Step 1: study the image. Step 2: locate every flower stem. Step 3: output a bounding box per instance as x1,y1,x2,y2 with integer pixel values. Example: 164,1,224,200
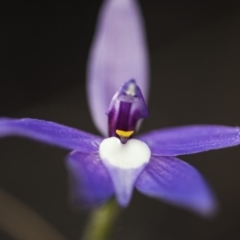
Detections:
81,200,121,240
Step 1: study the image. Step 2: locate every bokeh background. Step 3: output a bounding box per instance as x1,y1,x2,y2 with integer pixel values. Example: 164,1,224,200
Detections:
1,1,240,239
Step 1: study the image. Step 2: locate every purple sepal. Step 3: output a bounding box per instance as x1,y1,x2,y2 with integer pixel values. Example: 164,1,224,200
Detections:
87,0,149,136
138,125,240,156
136,156,217,216
0,118,102,152
65,151,114,207
107,80,148,137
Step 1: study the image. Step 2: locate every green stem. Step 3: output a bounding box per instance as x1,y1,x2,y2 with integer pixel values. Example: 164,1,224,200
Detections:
81,200,121,240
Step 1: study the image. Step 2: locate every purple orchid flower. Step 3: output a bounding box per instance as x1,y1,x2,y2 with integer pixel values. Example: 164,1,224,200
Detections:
0,0,239,217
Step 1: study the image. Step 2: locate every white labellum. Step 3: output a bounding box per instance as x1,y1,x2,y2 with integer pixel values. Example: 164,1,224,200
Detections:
99,137,151,206
99,137,151,169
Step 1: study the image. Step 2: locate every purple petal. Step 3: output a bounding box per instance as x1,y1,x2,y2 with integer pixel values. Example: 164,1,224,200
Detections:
65,151,114,206
87,0,149,136
0,118,102,152
138,125,240,156
136,156,217,216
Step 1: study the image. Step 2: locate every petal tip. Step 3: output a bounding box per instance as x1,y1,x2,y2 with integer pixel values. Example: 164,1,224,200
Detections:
115,195,131,208
195,196,219,218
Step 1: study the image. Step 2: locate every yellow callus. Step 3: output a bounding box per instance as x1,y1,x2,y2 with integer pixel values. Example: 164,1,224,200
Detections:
116,130,134,138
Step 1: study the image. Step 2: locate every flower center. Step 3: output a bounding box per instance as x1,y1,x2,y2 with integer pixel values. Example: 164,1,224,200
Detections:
106,80,148,142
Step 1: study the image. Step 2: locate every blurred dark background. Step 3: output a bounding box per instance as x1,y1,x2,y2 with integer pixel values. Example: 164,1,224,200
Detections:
1,1,240,239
